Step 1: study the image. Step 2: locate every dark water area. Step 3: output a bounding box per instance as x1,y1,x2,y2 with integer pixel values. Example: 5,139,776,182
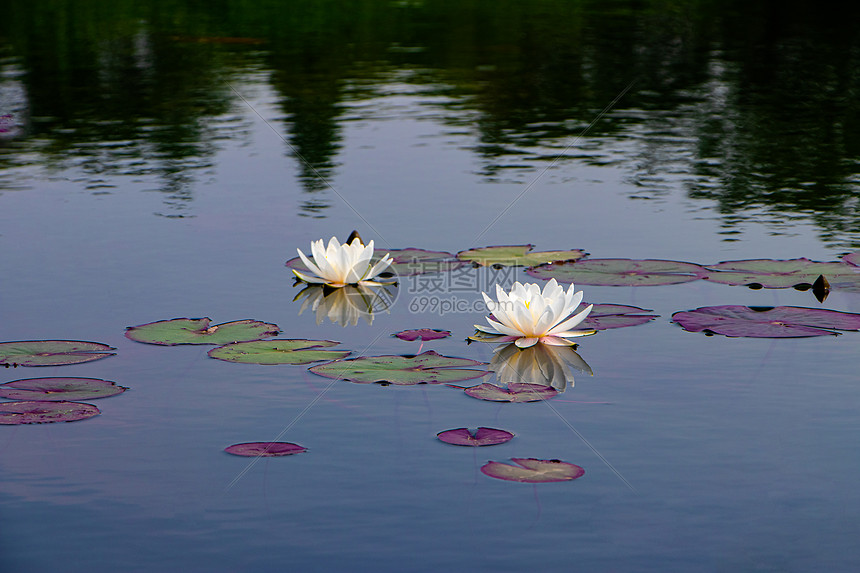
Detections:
1,2,860,571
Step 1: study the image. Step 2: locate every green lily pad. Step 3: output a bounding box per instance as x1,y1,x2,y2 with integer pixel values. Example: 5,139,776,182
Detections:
0,378,127,401
701,258,860,289
308,350,488,385
457,245,586,267
286,248,461,278
526,259,706,286
481,458,585,483
0,340,116,367
125,318,280,346
208,339,350,365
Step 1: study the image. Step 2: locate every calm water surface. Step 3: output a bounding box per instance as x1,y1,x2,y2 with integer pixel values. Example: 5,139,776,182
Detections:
2,2,860,571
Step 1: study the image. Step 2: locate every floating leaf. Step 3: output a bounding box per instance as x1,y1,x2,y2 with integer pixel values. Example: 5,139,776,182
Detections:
457,245,585,267
463,382,557,402
393,328,452,342
701,258,860,289
0,400,100,424
526,259,705,286
0,340,116,367
437,427,514,447
287,248,461,277
0,378,126,401
672,305,860,338
309,351,487,385
481,458,585,483
224,442,308,457
581,303,659,330
844,252,860,267
208,339,350,365
125,318,279,346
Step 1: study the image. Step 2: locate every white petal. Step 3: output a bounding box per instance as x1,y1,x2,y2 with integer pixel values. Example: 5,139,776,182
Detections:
297,248,325,279
485,317,522,337
539,336,576,346
292,269,328,284
547,304,593,334
515,337,540,348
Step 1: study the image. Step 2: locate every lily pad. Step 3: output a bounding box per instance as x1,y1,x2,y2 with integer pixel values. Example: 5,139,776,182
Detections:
224,442,307,457
393,328,452,342
309,351,488,385
287,248,461,278
457,245,585,267
208,339,350,365
701,258,860,289
0,378,127,401
526,259,706,286
672,305,860,338
581,303,659,330
481,458,585,483
463,382,558,402
0,340,116,367
0,401,100,424
437,427,514,447
844,252,860,267
125,318,280,346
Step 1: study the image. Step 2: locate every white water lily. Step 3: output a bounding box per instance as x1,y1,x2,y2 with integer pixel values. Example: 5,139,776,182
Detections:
293,236,394,287
474,279,595,348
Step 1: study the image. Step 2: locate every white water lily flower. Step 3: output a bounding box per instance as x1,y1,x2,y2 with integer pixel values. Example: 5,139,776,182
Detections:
293,236,394,287
474,279,595,348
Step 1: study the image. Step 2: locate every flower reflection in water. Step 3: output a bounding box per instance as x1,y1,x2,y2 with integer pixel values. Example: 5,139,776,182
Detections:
489,342,592,392
293,283,397,327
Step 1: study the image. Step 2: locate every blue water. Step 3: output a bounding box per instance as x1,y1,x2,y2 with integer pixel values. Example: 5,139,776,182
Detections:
2,3,860,571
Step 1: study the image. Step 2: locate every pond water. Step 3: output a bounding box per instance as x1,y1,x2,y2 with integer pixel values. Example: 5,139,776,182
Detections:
2,2,860,571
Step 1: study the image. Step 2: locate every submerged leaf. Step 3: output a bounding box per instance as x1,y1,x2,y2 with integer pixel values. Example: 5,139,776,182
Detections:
463,382,558,402
125,318,280,345
527,259,705,286
701,258,860,289
393,328,452,342
437,427,514,447
457,245,585,267
224,442,307,457
672,305,860,338
0,400,100,424
0,378,126,401
208,339,350,365
0,340,116,367
481,458,585,483
309,351,487,385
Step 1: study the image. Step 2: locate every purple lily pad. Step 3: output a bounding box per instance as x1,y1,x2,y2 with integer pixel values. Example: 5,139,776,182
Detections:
672,305,860,338
580,303,659,330
309,351,488,385
463,382,558,402
0,400,100,424
0,340,116,367
0,378,127,401
481,458,585,483
287,248,461,277
393,328,452,342
527,259,706,286
125,318,280,346
457,245,586,267
437,427,514,447
844,252,860,267
702,258,860,289
208,339,350,365
224,442,307,457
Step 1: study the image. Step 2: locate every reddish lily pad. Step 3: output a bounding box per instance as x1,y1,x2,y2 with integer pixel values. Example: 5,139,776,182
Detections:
580,303,659,330
0,340,116,367
125,318,280,346
457,245,585,267
309,351,488,385
844,252,860,267
463,382,558,402
0,400,100,424
701,258,860,289
672,305,860,338
286,248,461,277
437,427,514,446
0,378,126,401
208,339,350,365
393,328,452,342
481,458,585,483
224,442,307,457
526,259,706,286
